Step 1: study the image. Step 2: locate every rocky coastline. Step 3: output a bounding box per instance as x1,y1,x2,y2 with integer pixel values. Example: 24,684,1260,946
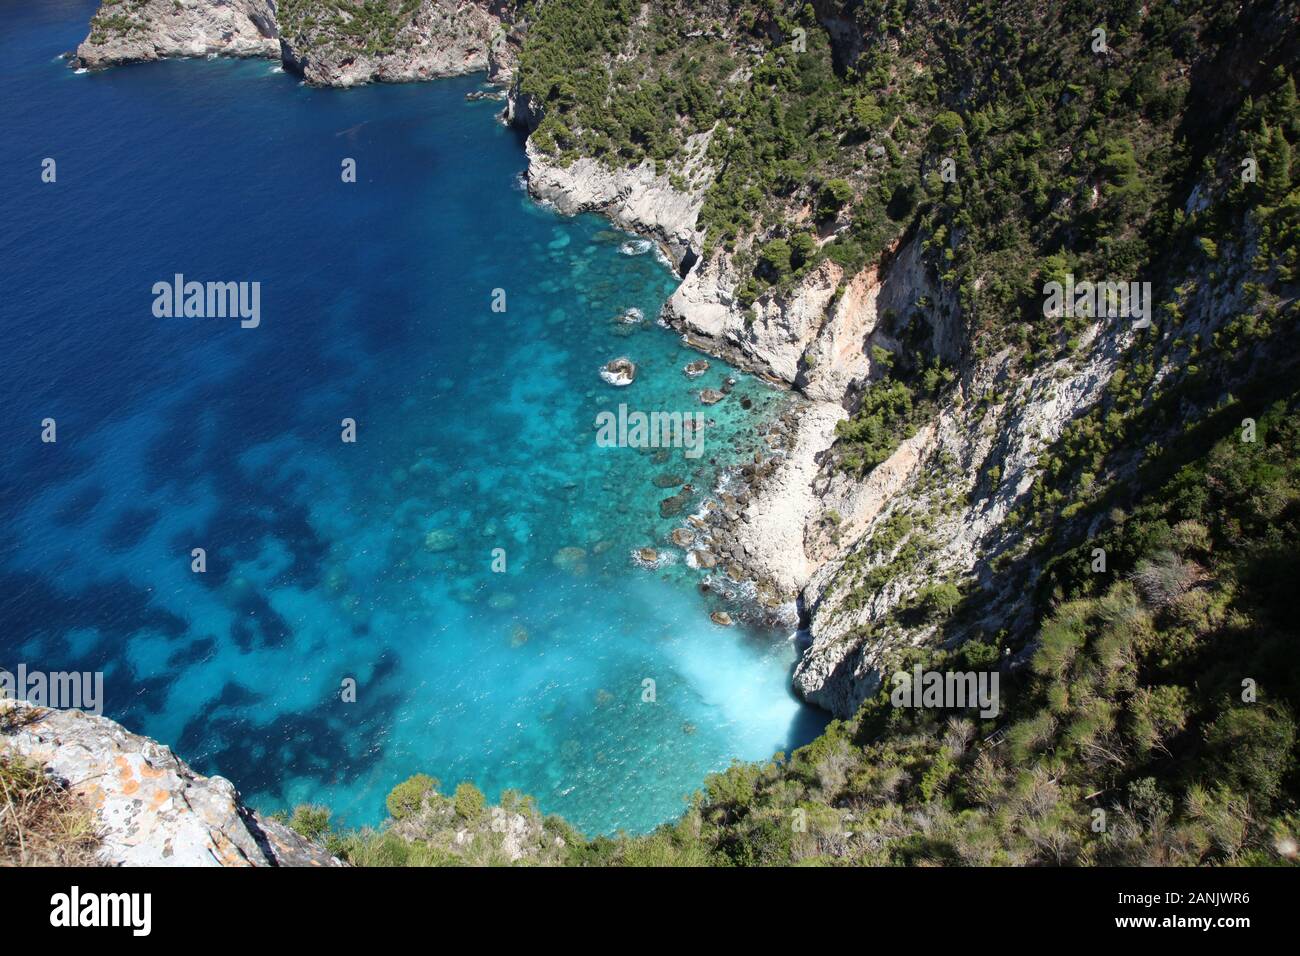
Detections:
64,0,1172,724
72,0,511,87
506,97,1162,720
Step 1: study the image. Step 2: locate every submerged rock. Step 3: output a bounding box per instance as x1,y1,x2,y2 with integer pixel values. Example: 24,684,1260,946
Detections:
600,357,637,387
424,529,457,553
652,472,685,488
659,493,690,518
699,388,725,405
552,546,588,573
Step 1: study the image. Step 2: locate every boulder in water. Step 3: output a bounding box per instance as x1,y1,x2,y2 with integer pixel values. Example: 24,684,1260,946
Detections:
659,493,690,518
687,549,717,569
684,359,710,378
600,357,637,387
424,529,457,553
552,546,588,574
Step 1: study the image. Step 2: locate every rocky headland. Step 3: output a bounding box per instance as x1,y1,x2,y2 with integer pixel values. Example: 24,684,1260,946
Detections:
73,0,512,87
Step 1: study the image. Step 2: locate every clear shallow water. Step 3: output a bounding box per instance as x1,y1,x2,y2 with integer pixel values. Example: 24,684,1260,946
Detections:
0,0,826,833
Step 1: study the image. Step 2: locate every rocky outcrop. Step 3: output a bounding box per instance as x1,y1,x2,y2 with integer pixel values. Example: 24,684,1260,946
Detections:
278,0,499,87
664,231,959,398
1,701,342,867
523,132,715,273
721,401,845,596
667,255,840,384
76,0,279,69
75,0,507,88
791,326,1129,716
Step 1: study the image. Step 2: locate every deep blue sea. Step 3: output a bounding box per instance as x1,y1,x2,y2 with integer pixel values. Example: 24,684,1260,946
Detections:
0,0,825,834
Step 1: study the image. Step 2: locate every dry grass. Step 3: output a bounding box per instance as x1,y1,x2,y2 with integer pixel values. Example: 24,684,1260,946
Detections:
0,707,103,867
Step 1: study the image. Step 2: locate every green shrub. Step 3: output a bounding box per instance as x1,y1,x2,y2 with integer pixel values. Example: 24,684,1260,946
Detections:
386,773,438,821
453,782,488,823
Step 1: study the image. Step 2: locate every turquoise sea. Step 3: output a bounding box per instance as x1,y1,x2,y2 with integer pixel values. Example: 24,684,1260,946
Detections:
0,0,825,833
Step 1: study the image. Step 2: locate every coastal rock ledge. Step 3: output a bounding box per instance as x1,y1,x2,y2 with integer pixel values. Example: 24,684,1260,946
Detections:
1,701,341,867
74,0,504,87
76,0,280,70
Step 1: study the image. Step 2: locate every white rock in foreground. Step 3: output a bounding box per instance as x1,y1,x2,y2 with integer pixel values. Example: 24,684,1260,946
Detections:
1,701,342,867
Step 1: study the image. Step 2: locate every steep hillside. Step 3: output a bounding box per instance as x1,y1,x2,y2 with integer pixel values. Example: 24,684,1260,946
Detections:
506,0,1300,720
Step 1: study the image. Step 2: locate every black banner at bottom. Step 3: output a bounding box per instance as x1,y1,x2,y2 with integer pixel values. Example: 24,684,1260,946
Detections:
0,865,1287,942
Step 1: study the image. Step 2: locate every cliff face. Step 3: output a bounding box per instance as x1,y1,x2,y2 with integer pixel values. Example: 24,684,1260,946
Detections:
277,0,500,87
76,0,280,69
75,0,506,87
523,131,715,274
1,702,341,867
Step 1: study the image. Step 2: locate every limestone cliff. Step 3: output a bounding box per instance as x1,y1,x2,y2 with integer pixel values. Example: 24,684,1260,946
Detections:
76,0,280,69
524,132,715,275
75,0,508,88
277,0,501,87
1,701,341,867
